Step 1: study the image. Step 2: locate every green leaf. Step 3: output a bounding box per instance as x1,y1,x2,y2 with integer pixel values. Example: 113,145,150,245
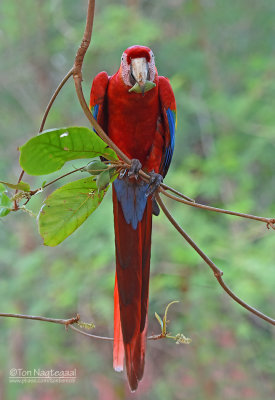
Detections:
0,180,30,192
38,177,108,246
19,127,118,176
0,184,12,217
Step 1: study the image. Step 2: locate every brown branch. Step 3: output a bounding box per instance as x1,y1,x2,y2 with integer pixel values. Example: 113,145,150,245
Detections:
28,167,84,198
0,312,167,342
161,183,195,202
69,324,113,341
160,188,275,228
0,312,80,326
73,1,128,161
14,68,75,211
39,68,74,133
69,325,171,342
156,194,275,326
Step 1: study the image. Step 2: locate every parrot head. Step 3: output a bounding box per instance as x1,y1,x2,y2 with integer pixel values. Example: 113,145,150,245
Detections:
120,45,156,94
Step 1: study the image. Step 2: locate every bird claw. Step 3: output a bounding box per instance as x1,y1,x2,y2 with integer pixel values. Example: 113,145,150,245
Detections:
128,159,142,179
152,198,160,216
119,169,127,179
145,171,163,197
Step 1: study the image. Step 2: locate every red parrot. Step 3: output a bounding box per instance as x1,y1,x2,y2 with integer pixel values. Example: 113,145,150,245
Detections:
90,45,176,391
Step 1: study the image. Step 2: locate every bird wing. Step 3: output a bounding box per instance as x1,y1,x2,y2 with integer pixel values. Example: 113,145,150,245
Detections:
89,71,109,132
158,76,177,177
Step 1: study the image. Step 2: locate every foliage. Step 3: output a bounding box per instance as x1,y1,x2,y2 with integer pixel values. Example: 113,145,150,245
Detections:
0,184,12,217
1,126,119,247
0,0,274,399
19,127,118,175
38,177,108,246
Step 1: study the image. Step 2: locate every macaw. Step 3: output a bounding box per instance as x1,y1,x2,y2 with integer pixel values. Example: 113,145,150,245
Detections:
90,45,176,391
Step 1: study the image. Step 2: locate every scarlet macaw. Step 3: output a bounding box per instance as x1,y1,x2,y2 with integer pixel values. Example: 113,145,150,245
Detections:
90,45,176,391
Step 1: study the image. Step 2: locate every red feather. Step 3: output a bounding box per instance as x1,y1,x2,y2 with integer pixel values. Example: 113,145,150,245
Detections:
113,274,124,372
112,187,152,390
124,45,152,64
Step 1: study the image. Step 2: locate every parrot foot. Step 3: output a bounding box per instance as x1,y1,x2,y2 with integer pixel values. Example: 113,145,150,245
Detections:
146,171,163,197
128,159,142,179
152,198,160,216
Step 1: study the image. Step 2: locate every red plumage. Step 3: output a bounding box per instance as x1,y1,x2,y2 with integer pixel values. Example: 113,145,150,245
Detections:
90,45,176,391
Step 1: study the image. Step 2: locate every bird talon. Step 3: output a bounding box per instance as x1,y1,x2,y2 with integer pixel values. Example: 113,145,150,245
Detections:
119,169,127,179
128,159,142,179
145,172,163,197
152,198,160,216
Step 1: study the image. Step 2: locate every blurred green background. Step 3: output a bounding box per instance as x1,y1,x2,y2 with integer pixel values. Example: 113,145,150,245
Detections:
0,0,274,399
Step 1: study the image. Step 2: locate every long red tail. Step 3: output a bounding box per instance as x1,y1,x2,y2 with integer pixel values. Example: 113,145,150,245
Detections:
112,187,152,391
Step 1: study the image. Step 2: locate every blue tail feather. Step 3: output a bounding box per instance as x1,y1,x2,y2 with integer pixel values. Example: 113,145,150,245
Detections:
114,179,149,230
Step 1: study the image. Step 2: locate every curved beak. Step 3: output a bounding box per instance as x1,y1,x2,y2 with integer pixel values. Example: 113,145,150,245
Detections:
131,57,148,92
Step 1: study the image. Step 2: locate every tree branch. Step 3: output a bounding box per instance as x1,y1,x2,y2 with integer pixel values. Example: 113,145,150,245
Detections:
0,312,80,326
69,324,113,341
156,193,275,326
0,312,171,343
68,325,184,342
39,68,74,133
14,68,75,210
160,188,275,228
73,1,130,163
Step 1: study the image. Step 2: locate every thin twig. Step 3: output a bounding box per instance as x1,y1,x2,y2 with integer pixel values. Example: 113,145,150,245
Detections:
73,1,131,163
159,188,275,228
39,68,74,133
161,183,195,202
14,68,75,210
69,325,113,341
0,312,167,342
17,69,74,187
156,194,275,326
69,325,167,341
28,167,84,197
0,312,80,326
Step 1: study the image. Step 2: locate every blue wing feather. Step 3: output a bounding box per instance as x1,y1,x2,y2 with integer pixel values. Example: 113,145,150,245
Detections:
92,104,99,121
162,108,176,176
91,104,99,132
